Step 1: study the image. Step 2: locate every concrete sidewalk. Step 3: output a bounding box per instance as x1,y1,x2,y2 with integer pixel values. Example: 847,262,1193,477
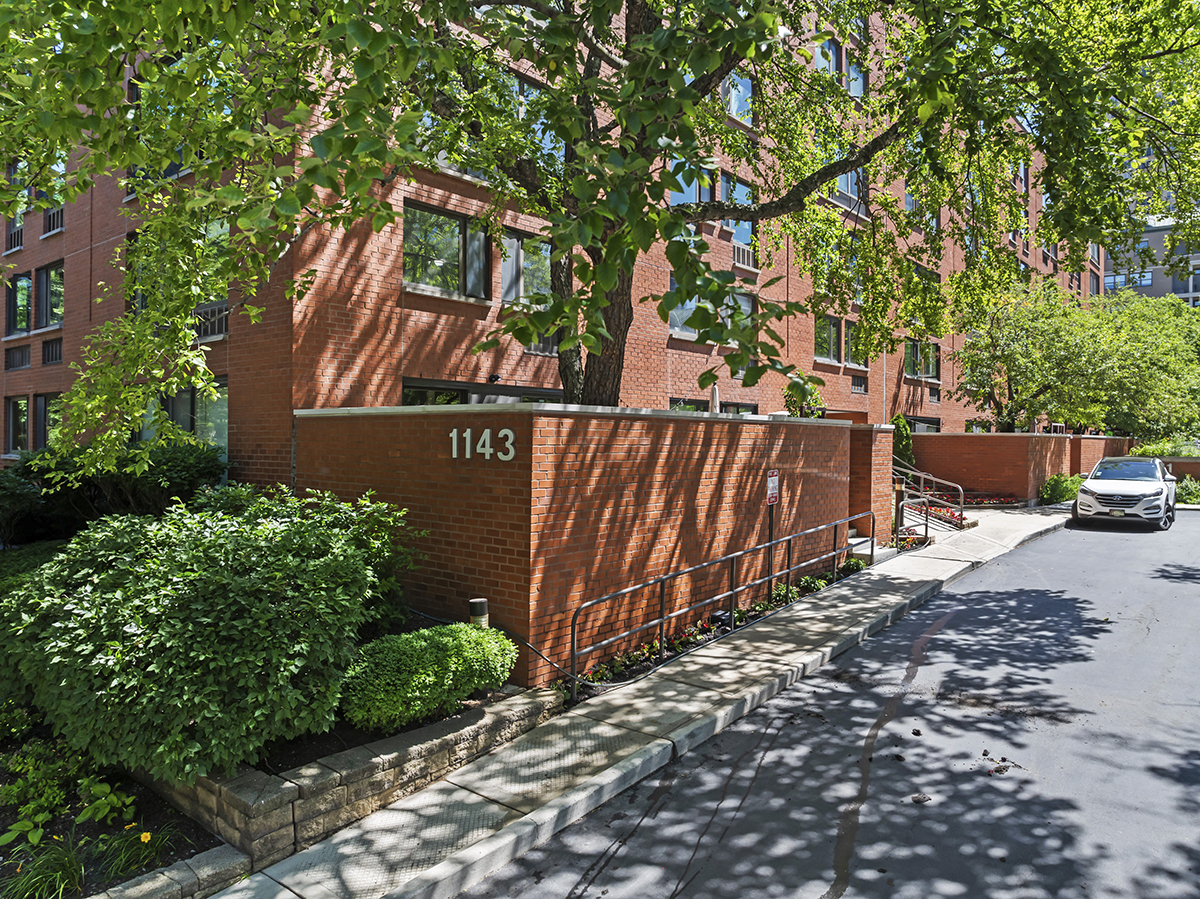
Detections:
215,507,1069,899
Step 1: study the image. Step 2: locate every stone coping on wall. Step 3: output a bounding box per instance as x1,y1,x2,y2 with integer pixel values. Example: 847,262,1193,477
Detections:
293,402,854,426
109,688,564,899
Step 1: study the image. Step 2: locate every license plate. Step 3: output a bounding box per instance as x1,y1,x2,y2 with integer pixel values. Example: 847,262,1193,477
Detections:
1110,510,1125,517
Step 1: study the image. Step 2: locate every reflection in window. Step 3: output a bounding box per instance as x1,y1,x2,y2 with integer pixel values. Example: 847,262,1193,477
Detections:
814,314,841,362
403,206,488,298
5,396,29,453
669,161,715,206
502,233,557,355
667,274,700,336
721,73,753,123
5,273,32,335
721,172,754,246
670,397,710,412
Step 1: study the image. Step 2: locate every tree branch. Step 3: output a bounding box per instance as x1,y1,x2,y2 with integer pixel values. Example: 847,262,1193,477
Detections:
673,117,907,223
469,0,628,69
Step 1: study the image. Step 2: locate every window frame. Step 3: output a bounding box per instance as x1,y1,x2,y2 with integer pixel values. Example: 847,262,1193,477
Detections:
5,272,33,336
32,393,62,451
904,338,941,381
5,395,29,454
814,314,842,364
4,160,29,252
401,203,490,301
720,171,755,251
720,71,754,125
34,261,64,330
501,230,559,356
843,320,868,369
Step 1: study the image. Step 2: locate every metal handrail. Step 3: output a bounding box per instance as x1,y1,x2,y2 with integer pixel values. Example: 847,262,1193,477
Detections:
896,496,931,545
893,456,965,528
569,510,876,700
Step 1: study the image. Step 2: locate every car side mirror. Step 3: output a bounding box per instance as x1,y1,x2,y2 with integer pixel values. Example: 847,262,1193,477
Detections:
1166,474,1177,483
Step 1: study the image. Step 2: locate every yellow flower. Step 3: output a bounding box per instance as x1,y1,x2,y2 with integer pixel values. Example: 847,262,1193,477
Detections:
125,823,137,830
140,832,152,843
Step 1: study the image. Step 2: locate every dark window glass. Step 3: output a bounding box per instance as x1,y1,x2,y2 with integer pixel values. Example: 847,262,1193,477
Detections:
815,315,841,362
6,396,28,453
402,206,490,298
670,398,710,412
35,263,64,329
6,272,32,335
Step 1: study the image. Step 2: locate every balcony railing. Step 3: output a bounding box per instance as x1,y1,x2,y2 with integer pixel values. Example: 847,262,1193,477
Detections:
42,338,62,365
43,207,63,234
5,219,22,252
194,301,229,339
5,345,31,371
731,240,757,270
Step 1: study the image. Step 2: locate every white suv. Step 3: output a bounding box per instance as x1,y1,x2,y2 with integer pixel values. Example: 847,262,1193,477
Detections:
1074,456,1177,530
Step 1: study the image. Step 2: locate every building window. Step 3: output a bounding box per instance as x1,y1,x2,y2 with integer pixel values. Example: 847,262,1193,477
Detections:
5,396,28,453
403,386,467,406
1090,271,1100,295
4,346,30,371
836,168,866,209
38,157,66,234
143,377,228,450
851,374,868,394
929,385,941,403
34,262,64,329
402,205,488,298
502,232,558,355
817,38,843,83
720,402,758,414
669,162,715,206
5,272,32,335
1105,271,1152,291
670,397,710,412
904,339,940,380
42,338,62,365
32,393,62,451
720,172,755,256
905,415,941,433
666,275,699,337
5,160,28,252
847,59,866,98
1090,243,1100,263
843,320,867,368
720,72,753,124
814,314,842,363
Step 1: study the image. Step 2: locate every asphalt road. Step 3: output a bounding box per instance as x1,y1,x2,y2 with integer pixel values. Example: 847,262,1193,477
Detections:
461,510,1200,899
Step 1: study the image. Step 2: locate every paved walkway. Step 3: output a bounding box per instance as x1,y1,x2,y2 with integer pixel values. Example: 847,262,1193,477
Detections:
215,507,1069,899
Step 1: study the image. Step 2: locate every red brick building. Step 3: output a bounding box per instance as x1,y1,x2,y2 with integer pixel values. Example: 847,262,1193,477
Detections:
2,115,1106,481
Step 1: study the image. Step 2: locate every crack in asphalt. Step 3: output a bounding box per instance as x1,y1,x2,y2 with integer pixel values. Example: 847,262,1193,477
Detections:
817,608,959,899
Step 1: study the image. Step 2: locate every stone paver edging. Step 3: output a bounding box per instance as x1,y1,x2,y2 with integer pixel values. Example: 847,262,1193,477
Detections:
87,689,563,899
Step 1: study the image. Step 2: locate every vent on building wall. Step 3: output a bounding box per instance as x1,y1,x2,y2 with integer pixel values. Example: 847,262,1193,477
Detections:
5,345,30,371
42,338,62,365
851,375,868,394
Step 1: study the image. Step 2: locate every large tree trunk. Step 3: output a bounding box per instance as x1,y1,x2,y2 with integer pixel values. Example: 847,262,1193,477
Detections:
552,254,585,403
579,271,634,406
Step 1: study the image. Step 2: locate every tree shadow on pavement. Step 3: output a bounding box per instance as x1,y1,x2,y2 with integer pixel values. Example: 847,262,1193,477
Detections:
463,586,1121,899
1150,563,1200,583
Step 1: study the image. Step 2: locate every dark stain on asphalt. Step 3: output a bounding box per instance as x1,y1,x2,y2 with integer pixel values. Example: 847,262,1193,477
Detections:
817,608,959,899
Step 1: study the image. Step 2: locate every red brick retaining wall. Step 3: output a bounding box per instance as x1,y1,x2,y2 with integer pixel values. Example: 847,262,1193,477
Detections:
911,434,1132,500
294,406,872,684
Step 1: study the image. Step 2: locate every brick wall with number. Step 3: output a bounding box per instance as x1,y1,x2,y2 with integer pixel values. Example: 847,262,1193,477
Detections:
294,407,861,685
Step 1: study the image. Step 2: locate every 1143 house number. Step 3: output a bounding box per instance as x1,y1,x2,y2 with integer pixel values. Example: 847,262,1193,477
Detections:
449,428,516,461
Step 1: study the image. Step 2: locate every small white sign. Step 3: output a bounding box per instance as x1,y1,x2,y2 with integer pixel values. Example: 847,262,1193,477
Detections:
766,470,780,506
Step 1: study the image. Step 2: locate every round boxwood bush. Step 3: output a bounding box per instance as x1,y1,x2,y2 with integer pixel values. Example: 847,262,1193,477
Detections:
341,625,518,731
0,502,379,784
1039,473,1083,505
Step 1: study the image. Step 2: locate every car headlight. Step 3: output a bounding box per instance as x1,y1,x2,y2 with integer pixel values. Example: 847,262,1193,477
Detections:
1142,488,1164,499
1078,485,1097,497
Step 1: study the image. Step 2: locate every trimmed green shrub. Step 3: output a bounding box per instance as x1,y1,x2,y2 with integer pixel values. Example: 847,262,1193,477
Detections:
890,414,916,468
341,625,518,731
0,541,65,600
1131,434,1200,458
0,502,378,783
0,467,43,547
6,443,227,542
190,485,423,637
1039,473,1083,505
1177,475,1200,505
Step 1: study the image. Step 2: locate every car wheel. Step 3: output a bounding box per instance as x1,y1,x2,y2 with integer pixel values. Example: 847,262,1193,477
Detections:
1158,509,1173,531
1071,500,1085,525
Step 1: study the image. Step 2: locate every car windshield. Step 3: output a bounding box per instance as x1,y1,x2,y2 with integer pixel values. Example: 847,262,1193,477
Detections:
1090,459,1160,481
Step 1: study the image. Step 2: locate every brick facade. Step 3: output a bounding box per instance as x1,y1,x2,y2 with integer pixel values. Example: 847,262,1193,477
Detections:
912,433,1133,500
293,406,879,685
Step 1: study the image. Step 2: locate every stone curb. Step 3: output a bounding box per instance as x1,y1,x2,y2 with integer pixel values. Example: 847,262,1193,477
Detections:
357,513,1067,899
368,566,964,899
89,845,252,899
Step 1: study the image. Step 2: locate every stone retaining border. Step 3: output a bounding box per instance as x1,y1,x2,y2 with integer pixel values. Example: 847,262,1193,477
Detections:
88,689,564,899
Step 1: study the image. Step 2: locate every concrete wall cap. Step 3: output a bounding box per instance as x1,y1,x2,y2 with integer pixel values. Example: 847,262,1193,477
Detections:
293,403,853,427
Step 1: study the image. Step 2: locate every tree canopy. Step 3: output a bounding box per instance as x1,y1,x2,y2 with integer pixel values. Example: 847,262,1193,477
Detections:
2,0,1200,471
951,285,1200,436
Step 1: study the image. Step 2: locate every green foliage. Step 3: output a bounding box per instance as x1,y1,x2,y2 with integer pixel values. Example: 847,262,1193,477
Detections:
1176,476,1200,505
838,558,867,578
953,287,1200,438
0,499,382,783
0,700,38,742
92,825,177,882
0,542,66,601
783,381,825,417
0,833,87,899
0,468,44,547
1039,474,1084,505
0,739,99,848
771,583,800,604
74,777,134,827
341,625,518,731
795,575,828,595
4,0,1200,455
19,442,227,520
1130,434,1200,458
890,414,916,468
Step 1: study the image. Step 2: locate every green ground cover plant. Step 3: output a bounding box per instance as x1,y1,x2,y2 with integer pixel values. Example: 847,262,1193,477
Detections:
0,488,418,784
1176,476,1200,505
1039,474,1084,505
341,625,519,731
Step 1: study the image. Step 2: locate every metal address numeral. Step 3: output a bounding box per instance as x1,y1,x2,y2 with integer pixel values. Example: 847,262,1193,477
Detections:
450,428,516,461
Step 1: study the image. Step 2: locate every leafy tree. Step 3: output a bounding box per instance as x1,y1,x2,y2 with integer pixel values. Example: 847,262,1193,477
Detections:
2,0,1199,474
951,286,1200,436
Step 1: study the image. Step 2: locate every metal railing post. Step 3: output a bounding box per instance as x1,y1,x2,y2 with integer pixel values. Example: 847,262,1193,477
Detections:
658,581,666,663
729,555,737,630
870,511,876,566
570,619,578,702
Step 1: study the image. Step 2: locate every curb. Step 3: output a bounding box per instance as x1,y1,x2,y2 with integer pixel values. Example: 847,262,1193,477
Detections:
375,566,968,899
